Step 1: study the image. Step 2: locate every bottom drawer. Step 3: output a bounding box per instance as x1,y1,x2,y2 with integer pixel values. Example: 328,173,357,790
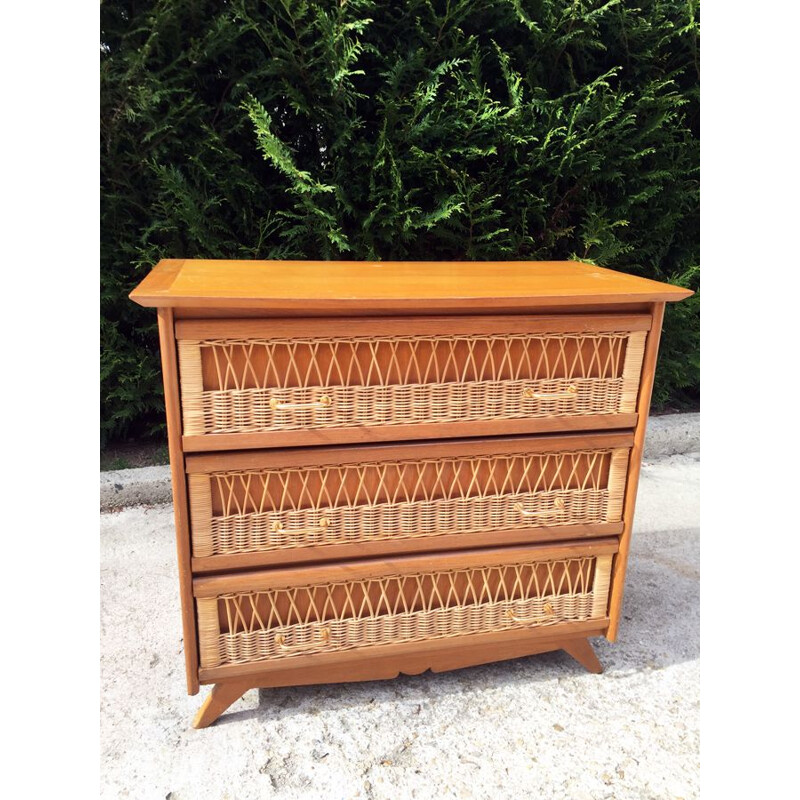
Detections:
195,541,616,674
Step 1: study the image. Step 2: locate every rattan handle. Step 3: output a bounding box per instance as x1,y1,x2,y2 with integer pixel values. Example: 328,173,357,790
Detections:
514,497,565,516
275,627,331,651
269,395,332,411
271,517,331,534
522,385,578,400
506,602,555,624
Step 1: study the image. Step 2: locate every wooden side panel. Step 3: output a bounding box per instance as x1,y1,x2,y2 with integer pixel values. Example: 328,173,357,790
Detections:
157,308,200,695
606,303,665,640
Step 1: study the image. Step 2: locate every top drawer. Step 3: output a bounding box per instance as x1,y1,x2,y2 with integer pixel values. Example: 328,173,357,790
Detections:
176,315,649,451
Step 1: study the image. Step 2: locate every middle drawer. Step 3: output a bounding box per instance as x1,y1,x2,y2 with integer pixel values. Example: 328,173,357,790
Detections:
187,433,631,571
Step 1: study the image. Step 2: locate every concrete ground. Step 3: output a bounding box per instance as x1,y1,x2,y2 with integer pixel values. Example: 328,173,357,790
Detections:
100,453,699,800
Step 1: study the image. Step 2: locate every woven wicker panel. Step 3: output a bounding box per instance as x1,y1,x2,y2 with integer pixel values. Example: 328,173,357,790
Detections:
189,448,629,557
196,554,613,667
179,331,646,436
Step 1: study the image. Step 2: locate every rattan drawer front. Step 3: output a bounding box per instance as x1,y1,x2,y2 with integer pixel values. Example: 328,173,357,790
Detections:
195,542,616,671
188,437,629,562
176,316,648,448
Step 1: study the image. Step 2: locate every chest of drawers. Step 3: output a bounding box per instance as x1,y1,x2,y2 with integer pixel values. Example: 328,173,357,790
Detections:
130,259,691,727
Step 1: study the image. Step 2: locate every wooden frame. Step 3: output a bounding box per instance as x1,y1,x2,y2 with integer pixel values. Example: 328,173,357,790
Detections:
130,260,692,726
606,302,665,640
156,308,199,695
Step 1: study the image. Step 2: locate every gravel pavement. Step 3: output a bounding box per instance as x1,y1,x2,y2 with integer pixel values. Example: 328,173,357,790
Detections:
100,453,699,800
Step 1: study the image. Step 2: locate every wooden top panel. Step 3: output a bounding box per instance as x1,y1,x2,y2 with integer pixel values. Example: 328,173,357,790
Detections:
129,259,693,311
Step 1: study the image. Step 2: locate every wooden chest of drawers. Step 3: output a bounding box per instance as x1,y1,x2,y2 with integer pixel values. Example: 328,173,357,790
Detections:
130,259,691,727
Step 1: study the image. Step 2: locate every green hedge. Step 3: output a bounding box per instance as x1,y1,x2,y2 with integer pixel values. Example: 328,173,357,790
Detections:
101,0,699,444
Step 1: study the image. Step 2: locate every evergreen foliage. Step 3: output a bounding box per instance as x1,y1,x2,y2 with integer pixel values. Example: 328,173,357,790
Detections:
101,0,699,443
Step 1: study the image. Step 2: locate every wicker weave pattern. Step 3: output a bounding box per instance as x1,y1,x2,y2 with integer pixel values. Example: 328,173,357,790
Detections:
189,449,628,557
197,555,612,667
179,331,646,436
196,333,629,389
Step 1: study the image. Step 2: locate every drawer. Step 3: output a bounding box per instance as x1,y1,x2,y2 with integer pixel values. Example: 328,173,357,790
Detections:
175,315,649,451
194,540,617,677
186,433,632,569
